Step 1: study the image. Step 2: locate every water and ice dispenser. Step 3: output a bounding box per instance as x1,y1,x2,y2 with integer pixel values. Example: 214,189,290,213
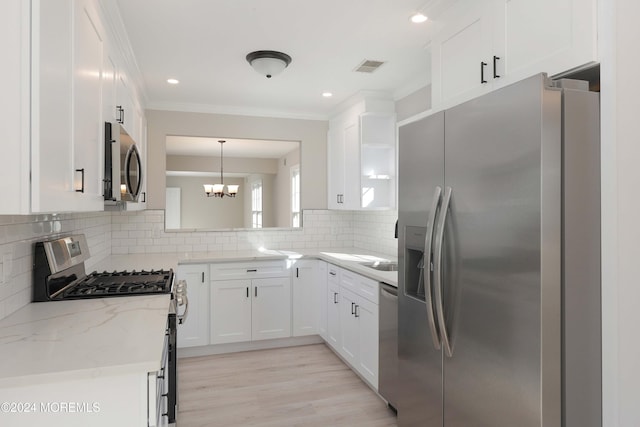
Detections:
404,225,429,301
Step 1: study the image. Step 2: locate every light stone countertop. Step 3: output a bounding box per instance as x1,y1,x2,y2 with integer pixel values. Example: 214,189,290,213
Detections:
0,247,395,388
92,247,398,286
0,294,171,388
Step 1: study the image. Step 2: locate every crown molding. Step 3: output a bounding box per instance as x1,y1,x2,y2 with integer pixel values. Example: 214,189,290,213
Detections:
145,102,329,121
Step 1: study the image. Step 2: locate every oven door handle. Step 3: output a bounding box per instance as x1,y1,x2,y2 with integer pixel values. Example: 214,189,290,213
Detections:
177,294,189,325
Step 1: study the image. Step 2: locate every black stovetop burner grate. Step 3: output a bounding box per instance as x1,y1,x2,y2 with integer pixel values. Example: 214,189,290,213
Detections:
61,269,173,298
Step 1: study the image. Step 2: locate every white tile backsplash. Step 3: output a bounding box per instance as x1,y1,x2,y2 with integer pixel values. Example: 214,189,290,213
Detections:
110,209,397,257
0,212,111,321
0,208,396,321
110,209,358,254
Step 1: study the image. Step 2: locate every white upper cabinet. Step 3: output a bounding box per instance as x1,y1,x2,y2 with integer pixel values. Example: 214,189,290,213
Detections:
32,0,105,212
3,0,147,214
102,50,118,124
30,0,77,213
0,0,30,214
500,0,597,84
360,113,397,210
431,2,495,109
431,0,598,110
328,97,396,211
327,103,363,210
72,0,105,211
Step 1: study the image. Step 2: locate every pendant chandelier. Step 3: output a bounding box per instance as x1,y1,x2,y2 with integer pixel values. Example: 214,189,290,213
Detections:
203,140,239,198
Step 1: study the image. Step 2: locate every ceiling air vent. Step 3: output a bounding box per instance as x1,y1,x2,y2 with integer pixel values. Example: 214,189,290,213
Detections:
354,59,386,73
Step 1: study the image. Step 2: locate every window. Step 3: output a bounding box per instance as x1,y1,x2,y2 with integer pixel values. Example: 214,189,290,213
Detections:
251,180,263,228
291,166,300,227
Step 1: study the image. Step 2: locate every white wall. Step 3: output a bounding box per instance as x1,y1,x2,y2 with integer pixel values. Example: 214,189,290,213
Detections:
146,110,328,211
395,85,431,122
600,1,640,426
0,212,111,321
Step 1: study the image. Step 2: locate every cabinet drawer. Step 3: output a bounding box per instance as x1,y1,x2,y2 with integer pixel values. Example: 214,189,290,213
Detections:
340,268,379,304
210,260,288,280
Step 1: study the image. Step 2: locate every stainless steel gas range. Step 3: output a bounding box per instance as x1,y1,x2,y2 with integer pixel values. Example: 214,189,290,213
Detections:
32,234,186,425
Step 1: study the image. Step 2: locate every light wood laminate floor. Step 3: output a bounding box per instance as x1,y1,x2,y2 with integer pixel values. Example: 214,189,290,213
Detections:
177,344,398,427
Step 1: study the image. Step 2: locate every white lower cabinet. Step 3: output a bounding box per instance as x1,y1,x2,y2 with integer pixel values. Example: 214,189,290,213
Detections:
178,258,379,392
339,285,379,389
325,264,380,390
251,277,292,341
292,259,320,337
210,266,291,345
339,288,360,366
326,265,342,350
210,279,253,344
176,264,209,348
355,295,379,387
317,261,328,340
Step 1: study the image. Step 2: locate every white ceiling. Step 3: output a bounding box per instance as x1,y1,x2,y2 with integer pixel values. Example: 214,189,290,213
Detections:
166,136,299,158
114,0,447,119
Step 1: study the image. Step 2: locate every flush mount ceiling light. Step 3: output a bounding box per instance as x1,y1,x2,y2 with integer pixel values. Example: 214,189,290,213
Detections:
410,12,428,23
203,140,239,198
246,50,292,78
167,78,179,84
322,92,333,98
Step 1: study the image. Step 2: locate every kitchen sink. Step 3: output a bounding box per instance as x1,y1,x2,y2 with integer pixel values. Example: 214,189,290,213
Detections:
360,261,398,272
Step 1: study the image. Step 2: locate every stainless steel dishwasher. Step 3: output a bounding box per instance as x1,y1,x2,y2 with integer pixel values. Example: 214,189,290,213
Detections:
379,282,398,410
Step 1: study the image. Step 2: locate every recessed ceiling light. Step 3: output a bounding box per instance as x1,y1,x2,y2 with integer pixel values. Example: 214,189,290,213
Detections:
322,92,333,98
410,13,428,23
167,78,180,84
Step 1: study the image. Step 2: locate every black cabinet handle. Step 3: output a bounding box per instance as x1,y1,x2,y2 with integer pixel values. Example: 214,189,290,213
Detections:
75,168,85,193
329,271,336,276
493,56,500,79
255,286,257,297
480,62,488,84
247,269,257,273
296,268,299,278
116,105,124,124
355,305,360,318
141,191,146,202
333,292,338,304
337,194,340,204
201,272,204,283
246,287,249,298
351,302,355,315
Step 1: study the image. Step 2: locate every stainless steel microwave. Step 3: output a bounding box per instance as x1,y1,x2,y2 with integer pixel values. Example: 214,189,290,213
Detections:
104,122,143,204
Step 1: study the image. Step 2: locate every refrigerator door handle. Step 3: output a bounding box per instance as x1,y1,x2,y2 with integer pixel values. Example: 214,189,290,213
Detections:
423,186,442,350
434,186,453,357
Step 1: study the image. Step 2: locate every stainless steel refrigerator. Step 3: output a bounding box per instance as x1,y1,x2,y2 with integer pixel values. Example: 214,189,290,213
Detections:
397,73,601,427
